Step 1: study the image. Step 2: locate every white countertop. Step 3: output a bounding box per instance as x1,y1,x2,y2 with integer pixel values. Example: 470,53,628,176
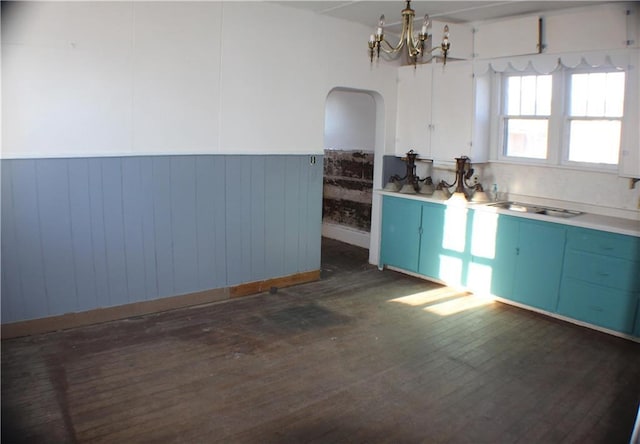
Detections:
376,190,640,237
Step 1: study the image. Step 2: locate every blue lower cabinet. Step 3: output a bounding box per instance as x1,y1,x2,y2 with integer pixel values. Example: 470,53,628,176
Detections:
490,215,520,299
557,226,640,335
380,196,421,272
488,215,566,312
418,203,446,280
379,197,640,338
511,220,566,312
557,279,637,334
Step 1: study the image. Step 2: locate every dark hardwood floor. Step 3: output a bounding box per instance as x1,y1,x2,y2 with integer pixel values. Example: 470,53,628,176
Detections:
2,237,639,443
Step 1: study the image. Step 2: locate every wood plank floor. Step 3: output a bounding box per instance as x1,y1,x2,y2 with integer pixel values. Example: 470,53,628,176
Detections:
2,238,640,443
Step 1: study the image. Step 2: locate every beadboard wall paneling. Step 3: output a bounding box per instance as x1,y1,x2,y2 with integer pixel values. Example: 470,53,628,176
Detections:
1,154,323,324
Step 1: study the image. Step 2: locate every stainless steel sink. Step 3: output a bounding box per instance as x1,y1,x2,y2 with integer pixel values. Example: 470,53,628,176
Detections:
487,201,583,218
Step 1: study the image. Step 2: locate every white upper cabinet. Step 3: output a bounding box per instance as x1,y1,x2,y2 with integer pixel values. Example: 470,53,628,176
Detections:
395,64,432,157
474,15,541,59
395,61,490,164
431,63,473,162
545,4,631,53
431,20,474,60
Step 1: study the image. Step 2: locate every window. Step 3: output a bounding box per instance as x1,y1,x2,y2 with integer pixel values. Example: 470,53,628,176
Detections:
567,71,625,165
503,74,552,160
499,67,627,169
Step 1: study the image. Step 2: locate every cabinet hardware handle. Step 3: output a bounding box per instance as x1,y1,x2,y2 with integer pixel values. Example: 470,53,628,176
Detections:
515,247,520,255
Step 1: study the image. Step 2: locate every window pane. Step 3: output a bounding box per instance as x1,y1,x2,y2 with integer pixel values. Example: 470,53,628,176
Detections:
571,72,625,117
506,77,521,115
605,72,625,117
586,73,607,116
569,120,621,164
536,75,552,115
520,76,537,115
506,75,551,116
571,74,588,115
505,118,548,159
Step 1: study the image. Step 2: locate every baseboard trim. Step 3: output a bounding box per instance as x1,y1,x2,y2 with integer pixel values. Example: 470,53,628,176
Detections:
1,270,320,339
230,270,320,298
322,222,370,249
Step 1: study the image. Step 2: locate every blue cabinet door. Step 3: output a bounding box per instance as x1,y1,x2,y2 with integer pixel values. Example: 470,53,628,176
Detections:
490,215,519,299
512,220,566,311
380,196,421,272
418,203,446,280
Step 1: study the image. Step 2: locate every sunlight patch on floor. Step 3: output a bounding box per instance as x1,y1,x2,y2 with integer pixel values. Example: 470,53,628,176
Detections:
389,287,468,306
389,286,494,316
424,293,494,316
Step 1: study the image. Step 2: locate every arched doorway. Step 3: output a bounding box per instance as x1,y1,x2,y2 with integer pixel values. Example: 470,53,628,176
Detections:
322,88,377,250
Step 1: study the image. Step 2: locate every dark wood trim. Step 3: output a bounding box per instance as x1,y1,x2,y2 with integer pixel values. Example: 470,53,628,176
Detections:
1,270,320,339
229,270,321,298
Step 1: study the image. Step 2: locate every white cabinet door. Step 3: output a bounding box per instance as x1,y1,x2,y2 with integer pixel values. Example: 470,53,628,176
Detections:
431,21,474,60
395,61,490,164
430,62,474,163
395,64,432,157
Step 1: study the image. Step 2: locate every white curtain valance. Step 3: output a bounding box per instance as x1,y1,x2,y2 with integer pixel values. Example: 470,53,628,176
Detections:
473,49,635,76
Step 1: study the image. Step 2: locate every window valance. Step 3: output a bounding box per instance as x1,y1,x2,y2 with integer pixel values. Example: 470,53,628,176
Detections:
473,49,636,75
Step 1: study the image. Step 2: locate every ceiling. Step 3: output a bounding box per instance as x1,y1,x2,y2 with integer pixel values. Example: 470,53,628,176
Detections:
274,1,615,29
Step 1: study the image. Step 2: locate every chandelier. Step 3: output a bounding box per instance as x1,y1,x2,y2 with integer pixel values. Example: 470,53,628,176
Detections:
368,0,450,66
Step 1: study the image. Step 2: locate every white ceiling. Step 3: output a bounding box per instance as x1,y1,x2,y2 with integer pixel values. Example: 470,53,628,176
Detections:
274,1,616,28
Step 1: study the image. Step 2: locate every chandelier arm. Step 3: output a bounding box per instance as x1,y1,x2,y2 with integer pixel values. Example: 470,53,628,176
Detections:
379,16,411,55
379,38,405,54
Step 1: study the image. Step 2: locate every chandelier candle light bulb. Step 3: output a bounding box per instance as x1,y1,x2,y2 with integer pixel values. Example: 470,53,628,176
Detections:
420,15,429,38
377,15,385,38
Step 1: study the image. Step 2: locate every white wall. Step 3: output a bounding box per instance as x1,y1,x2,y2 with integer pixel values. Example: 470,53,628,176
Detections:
2,2,136,156
324,89,376,151
1,1,398,158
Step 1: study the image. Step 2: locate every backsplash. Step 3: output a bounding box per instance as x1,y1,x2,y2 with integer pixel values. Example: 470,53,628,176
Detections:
383,155,640,220
438,162,640,219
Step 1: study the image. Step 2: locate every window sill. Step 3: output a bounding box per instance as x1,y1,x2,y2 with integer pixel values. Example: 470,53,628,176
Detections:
489,159,619,175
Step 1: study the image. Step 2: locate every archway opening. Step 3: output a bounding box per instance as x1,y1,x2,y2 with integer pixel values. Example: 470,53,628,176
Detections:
322,88,377,250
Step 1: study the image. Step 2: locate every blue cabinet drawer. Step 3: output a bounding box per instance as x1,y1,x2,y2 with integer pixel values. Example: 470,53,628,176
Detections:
566,227,640,261
563,250,640,292
557,278,638,333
